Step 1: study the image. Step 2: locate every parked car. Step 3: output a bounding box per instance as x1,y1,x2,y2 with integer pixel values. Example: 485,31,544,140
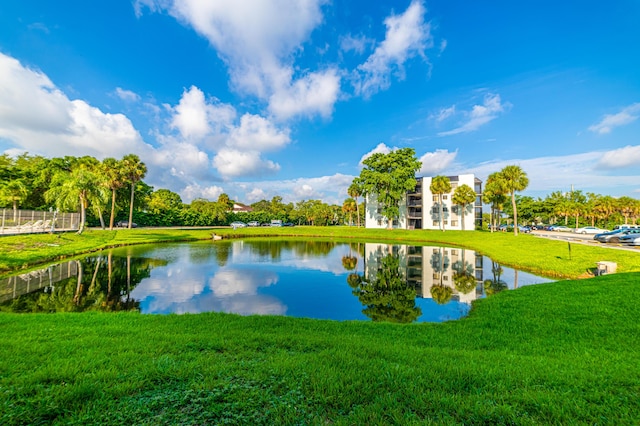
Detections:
619,232,640,244
518,225,531,233
621,234,640,245
270,220,283,227
230,221,247,228
247,221,259,227
596,228,640,243
594,229,625,243
116,221,137,228
574,226,608,235
551,225,571,232
282,222,295,227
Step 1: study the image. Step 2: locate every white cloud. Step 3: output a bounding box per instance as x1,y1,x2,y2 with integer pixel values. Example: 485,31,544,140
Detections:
268,69,341,120
340,34,374,54
597,145,640,169
234,173,355,204
430,105,456,123
438,93,508,136
228,113,290,151
170,86,236,141
181,183,225,202
115,87,141,103
213,148,280,178
358,142,394,165
419,149,457,175
588,103,640,135
138,0,339,120
245,187,267,202
0,52,152,159
354,0,432,98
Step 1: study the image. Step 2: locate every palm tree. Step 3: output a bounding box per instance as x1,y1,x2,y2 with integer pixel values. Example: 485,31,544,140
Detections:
342,197,357,225
499,165,529,235
102,158,126,230
483,173,508,232
45,167,108,234
617,196,639,225
347,182,363,227
0,179,28,222
452,184,477,230
120,154,147,229
430,175,451,231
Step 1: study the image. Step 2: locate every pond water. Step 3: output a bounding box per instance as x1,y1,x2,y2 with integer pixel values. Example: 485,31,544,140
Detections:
0,240,554,323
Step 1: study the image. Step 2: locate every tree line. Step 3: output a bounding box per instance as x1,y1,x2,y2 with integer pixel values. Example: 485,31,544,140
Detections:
0,153,364,231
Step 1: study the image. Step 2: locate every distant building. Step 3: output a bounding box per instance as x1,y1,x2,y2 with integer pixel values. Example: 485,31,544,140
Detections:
365,174,482,230
232,203,253,213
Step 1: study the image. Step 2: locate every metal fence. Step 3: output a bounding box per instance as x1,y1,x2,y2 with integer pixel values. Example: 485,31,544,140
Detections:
0,209,80,235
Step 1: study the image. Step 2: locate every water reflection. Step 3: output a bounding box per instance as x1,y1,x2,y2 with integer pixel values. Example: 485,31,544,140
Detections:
0,241,553,322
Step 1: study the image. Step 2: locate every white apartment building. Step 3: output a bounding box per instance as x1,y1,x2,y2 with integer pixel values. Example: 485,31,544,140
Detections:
365,174,482,231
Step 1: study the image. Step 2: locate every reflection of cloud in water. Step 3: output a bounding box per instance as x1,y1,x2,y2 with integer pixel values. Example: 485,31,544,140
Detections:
209,269,277,296
131,265,285,316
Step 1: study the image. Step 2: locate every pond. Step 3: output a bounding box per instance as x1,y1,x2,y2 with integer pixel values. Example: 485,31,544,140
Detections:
0,240,554,323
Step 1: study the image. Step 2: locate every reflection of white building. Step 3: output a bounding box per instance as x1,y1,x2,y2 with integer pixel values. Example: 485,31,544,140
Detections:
364,243,483,304
365,174,482,230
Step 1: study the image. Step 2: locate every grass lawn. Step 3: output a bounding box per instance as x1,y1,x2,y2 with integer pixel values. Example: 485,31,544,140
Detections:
1,227,639,424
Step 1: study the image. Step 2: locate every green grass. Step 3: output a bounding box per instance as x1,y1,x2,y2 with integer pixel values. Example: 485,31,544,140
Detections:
1,273,639,424
2,226,639,279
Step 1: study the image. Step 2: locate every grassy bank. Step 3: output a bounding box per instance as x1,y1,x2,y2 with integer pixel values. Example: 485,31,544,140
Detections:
1,227,639,279
1,272,639,424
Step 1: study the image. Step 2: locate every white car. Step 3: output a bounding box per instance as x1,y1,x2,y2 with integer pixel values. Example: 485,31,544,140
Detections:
574,226,608,235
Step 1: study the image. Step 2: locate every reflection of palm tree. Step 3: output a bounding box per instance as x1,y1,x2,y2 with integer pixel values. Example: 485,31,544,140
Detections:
453,273,476,295
452,251,476,295
347,273,361,289
342,255,358,271
349,254,421,323
430,284,453,304
484,261,507,296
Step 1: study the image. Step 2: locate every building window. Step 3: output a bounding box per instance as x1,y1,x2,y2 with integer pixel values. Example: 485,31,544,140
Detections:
443,195,448,200
451,249,458,255
432,195,438,201
443,275,448,281
433,273,440,280
451,220,458,227
451,183,458,189
433,221,439,226
443,220,448,225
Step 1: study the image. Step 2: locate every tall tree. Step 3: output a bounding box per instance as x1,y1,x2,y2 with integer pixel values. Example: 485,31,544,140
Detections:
347,181,363,227
499,165,529,235
0,179,28,222
452,183,476,231
430,175,451,231
342,197,357,225
121,154,147,229
102,158,126,230
618,196,640,225
483,173,508,232
45,166,107,234
355,148,421,229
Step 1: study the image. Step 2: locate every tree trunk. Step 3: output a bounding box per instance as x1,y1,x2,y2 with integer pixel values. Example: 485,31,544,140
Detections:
109,189,117,230
78,198,86,234
355,197,360,227
128,183,135,229
511,192,518,236
461,204,466,231
97,206,106,230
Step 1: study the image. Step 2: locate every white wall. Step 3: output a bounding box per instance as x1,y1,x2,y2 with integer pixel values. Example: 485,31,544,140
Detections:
422,174,477,231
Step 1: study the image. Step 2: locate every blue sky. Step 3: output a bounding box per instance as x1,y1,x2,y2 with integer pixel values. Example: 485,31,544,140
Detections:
1,0,639,204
